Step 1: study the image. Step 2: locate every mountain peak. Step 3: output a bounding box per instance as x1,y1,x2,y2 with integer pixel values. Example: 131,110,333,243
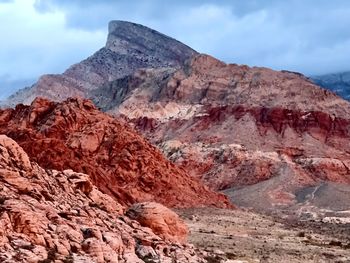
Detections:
3,21,198,106
106,20,197,64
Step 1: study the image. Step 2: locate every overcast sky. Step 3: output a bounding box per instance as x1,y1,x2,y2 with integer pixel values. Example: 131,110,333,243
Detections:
1,0,350,99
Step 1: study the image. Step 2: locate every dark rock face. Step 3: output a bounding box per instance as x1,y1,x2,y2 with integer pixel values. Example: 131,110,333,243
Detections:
311,71,350,100
106,21,196,67
4,21,197,106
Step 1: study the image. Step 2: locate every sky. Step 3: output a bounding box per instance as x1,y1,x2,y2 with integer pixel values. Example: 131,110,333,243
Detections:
1,0,350,99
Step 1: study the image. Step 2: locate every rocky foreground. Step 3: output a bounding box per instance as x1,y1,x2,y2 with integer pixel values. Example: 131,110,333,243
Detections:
0,135,211,262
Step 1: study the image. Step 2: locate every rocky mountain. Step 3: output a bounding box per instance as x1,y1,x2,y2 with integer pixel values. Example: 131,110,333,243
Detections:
0,135,210,262
101,54,350,212
311,71,350,100
4,20,197,106
0,97,231,209
4,20,350,214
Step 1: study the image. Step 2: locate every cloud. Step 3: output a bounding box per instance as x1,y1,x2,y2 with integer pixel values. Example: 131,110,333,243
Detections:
0,0,106,96
1,0,350,97
31,0,350,75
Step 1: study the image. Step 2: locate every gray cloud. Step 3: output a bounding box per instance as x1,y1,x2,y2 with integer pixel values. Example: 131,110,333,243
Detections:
2,0,350,97
32,0,350,75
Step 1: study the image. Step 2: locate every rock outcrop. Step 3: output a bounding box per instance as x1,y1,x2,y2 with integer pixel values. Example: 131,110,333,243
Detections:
0,97,231,209
0,135,207,262
4,21,197,106
126,202,188,244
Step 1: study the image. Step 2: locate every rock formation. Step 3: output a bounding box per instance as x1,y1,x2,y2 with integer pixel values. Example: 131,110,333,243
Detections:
5,20,197,106
0,135,207,262
0,97,231,209
4,21,350,212
126,202,188,244
99,54,350,211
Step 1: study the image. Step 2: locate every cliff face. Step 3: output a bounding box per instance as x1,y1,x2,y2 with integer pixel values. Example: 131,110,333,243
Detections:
0,135,208,262
0,97,231,209
4,21,197,106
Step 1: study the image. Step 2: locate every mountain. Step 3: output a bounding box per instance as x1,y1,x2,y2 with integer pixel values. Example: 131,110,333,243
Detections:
4,20,350,215
97,54,350,213
311,71,350,100
4,20,197,106
0,135,209,262
0,97,231,209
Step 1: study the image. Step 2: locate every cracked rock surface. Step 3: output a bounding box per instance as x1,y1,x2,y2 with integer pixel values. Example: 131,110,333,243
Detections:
0,135,207,263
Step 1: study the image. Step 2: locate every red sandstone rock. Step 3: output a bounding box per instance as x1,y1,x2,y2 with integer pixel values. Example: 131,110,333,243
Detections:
0,135,207,262
0,97,232,209
126,202,188,244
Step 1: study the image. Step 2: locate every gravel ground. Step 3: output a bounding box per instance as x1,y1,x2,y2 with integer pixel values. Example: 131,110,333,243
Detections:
177,208,350,263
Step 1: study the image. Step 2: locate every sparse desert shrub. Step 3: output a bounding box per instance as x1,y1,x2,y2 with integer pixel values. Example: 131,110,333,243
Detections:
204,255,222,263
329,240,342,246
297,231,305,237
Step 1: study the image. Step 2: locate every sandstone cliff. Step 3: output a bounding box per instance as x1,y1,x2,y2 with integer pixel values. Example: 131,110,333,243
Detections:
4,21,350,212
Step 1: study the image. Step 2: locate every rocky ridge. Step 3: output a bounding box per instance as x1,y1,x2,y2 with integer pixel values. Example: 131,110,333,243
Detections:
102,54,350,211
5,21,197,106
0,97,231,209
0,135,208,262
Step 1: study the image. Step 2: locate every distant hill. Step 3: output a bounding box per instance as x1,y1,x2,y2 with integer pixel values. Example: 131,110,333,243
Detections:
311,71,350,100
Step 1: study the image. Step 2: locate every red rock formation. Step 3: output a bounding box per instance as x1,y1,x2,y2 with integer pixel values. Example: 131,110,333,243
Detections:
0,97,232,209
126,202,188,244
0,135,207,262
104,54,350,210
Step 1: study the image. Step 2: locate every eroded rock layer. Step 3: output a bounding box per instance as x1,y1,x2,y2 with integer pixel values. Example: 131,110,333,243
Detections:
0,98,231,209
4,20,350,212
102,54,350,210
